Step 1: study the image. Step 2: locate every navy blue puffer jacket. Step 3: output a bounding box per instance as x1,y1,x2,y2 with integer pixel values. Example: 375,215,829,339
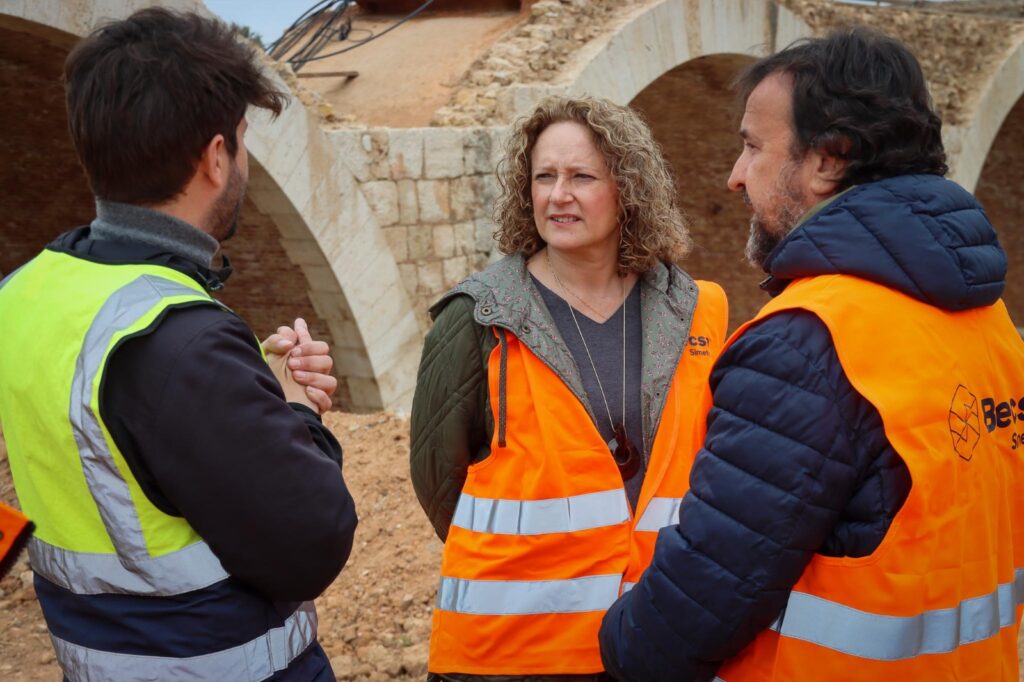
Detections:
598,174,1009,682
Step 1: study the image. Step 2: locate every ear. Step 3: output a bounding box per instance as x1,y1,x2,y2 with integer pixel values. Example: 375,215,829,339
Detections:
807,144,848,198
196,134,229,190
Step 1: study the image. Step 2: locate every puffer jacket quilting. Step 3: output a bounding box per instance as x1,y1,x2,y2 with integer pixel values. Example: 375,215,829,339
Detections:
410,254,702,542
598,174,1008,682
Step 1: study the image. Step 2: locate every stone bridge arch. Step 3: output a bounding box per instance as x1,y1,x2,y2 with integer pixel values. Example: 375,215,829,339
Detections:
492,0,813,119
944,37,1024,193
565,0,811,107
1,0,421,411
961,37,1024,328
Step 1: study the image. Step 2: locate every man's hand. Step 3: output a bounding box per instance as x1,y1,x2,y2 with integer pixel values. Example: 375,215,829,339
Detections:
262,318,338,414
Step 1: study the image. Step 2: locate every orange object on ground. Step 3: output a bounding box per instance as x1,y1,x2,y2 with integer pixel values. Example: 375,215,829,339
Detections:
429,281,727,675
0,501,33,581
716,274,1024,682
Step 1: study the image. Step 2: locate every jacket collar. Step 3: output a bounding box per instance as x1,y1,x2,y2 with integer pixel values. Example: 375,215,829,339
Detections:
432,254,697,329
92,200,220,268
47,227,233,294
762,174,1006,311
434,254,700,457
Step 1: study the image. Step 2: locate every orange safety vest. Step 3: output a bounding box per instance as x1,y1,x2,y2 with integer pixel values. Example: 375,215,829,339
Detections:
715,274,1024,682
0,502,32,580
429,281,727,675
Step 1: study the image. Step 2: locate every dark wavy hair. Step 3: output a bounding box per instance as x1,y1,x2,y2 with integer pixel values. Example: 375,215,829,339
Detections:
65,8,287,205
736,26,947,188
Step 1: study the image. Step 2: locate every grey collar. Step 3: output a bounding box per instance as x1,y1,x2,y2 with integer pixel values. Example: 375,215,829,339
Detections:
91,200,220,267
436,254,700,459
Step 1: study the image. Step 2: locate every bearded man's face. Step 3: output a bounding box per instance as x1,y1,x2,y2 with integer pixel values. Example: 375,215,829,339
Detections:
728,71,818,268
741,160,807,268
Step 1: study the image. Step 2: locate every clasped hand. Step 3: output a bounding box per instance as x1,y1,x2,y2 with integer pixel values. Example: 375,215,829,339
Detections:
262,317,337,414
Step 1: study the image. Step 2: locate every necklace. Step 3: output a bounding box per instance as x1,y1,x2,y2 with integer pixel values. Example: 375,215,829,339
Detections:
549,271,614,322
546,250,640,480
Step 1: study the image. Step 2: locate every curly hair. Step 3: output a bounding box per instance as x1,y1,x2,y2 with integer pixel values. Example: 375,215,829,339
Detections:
493,96,691,274
736,26,948,188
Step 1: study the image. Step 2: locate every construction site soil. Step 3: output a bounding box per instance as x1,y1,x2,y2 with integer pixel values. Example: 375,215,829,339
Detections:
2,413,1023,680
0,412,440,681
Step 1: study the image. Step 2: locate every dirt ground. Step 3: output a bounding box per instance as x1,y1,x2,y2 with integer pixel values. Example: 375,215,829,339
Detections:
0,412,440,681
291,13,523,128
2,413,1024,680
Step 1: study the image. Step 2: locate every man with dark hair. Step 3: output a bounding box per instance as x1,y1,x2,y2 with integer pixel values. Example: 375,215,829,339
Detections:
0,8,356,681
599,27,1024,681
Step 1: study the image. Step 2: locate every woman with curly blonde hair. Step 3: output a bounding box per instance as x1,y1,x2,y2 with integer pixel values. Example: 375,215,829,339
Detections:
411,95,728,680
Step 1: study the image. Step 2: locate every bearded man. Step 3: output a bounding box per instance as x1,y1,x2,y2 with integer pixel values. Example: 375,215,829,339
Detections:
0,9,356,680
599,27,1024,682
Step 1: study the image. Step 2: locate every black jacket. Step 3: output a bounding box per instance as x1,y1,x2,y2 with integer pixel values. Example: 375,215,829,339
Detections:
53,227,357,602
599,174,1007,681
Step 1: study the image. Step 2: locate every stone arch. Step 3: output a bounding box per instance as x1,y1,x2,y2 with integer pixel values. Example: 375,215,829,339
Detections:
944,37,1024,193
948,36,1024,330
494,0,813,119
629,52,763,328
1,0,421,411
480,1,814,327
972,92,1024,329
566,0,811,105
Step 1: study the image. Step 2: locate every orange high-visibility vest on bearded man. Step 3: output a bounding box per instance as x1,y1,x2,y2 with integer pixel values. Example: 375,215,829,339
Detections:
714,273,1024,681
428,281,727,676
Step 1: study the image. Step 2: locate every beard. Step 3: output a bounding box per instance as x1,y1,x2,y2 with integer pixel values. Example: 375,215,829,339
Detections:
208,160,246,243
743,161,807,269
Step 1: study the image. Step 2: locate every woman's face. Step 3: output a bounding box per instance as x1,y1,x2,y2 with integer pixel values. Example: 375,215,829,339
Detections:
530,121,620,259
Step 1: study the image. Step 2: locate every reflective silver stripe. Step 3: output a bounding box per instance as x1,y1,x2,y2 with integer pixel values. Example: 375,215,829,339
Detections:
51,601,317,681
452,488,629,535
437,574,622,615
768,568,1024,661
29,536,227,596
621,581,636,594
635,496,682,532
60,274,228,595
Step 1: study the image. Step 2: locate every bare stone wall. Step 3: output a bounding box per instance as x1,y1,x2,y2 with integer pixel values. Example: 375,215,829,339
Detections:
321,0,1024,341
433,0,646,126
430,0,1024,130
12,0,1022,410
974,94,1024,328
327,127,505,327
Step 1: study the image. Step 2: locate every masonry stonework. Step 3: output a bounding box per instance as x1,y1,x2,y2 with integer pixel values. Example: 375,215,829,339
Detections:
327,126,504,328
5,0,1024,413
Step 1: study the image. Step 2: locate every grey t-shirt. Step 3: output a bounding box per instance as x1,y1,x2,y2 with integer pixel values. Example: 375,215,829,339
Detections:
532,275,645,510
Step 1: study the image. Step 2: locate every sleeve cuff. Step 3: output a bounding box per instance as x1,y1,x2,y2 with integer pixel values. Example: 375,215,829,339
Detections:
288,402,322,423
